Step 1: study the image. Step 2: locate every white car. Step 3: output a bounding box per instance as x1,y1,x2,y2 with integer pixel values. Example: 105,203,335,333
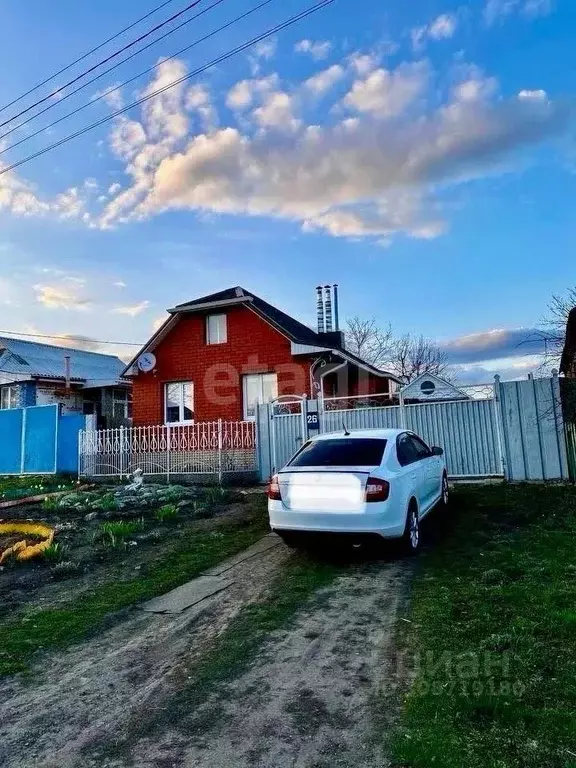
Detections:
268,428,448,553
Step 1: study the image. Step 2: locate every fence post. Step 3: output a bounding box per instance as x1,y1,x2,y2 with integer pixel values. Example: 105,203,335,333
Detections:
551,369,569,480
493,374,507,477
399,389,407,429
166,424,171,484
20,406,27,474
218,419,223,485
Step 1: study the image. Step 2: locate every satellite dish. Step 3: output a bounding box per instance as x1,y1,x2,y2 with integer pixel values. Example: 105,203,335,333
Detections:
137,352,156,373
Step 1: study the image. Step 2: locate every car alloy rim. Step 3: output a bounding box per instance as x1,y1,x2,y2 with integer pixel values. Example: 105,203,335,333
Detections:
410,510,419,549
442,477,449,504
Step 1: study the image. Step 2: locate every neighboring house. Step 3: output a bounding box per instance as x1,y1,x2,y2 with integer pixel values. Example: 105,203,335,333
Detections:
400,372,470,403
124,285,401,425
0,336,131,428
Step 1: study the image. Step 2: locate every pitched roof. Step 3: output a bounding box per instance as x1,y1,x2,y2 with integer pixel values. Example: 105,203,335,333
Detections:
172,286,322,347
0,336,127,387
123,286,401,382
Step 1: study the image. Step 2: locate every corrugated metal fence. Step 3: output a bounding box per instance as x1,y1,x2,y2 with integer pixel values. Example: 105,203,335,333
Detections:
0,404,85,475
256,375,569,482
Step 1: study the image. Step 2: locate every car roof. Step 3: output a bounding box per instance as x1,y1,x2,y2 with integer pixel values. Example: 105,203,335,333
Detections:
311,428,404,441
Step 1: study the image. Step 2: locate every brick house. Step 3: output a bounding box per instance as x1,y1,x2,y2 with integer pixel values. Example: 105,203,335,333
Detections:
124,286,401,426
0,336,131,428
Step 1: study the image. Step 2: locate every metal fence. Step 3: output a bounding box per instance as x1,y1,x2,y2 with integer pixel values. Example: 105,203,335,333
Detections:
256,375,569,482
79,420,257,480
0,404,85,475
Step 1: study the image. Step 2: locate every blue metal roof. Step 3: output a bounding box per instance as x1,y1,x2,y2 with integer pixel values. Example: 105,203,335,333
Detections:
0,336,126,387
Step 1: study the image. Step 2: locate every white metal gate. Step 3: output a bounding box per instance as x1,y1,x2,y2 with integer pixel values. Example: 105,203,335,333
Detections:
257,388,504,479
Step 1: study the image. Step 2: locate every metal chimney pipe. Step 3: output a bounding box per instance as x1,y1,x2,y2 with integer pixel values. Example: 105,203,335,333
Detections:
64,355,71,390
324,285,333,332
332,284,339,331
316,285,325,333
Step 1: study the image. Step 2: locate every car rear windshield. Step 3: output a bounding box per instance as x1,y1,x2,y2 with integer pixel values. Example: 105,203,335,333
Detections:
288,438,387,467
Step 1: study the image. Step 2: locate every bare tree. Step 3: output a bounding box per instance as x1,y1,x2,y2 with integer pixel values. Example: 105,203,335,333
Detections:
346,317,452,383
522,286,576,368
345,317,394,368
392,333,452,383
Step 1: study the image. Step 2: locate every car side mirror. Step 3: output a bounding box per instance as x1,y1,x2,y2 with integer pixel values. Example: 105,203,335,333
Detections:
431,446,443,456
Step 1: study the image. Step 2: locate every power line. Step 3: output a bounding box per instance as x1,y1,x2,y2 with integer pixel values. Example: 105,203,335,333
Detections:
0,0,179,116
0,0,335,178
0,330,142,346
0,0,207,130
0,0,274,154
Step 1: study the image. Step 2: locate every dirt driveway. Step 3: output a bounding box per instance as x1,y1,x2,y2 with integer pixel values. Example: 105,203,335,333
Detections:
0,538,412,768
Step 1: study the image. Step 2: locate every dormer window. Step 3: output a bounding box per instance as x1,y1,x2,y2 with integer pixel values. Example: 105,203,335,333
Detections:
206,314,227,345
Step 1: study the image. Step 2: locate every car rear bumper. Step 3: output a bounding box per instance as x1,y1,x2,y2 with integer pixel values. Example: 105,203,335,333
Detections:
268,505,405,539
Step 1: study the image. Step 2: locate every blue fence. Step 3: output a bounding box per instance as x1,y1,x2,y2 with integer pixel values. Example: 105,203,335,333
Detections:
0,405,85,475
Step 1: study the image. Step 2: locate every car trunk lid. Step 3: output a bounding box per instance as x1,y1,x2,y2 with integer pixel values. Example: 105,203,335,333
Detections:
278,467,374,512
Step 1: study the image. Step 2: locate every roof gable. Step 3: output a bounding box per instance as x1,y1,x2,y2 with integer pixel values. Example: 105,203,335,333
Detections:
400,372,469,400
122,286,401,383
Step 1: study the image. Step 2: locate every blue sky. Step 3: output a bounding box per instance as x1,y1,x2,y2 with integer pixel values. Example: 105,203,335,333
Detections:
0,0,573,382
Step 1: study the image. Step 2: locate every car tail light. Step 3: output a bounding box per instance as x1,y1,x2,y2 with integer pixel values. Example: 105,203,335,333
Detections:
365,477,390,502
268,474,282,500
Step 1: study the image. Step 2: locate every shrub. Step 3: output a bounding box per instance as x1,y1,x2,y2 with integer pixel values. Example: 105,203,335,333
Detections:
155,504,178,523
202,485,229,507
42,496,60,512
42,542,66,562
98,493,118,512
51,561,80,580
93,518,145,550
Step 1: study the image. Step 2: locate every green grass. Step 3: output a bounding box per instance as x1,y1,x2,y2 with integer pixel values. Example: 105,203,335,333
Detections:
155,503,179,523
0,509,269,677
0,475,79,501
392,484,576,768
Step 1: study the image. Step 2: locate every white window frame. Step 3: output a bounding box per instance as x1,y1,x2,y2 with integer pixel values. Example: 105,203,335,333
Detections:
164,381,194,425
206,314,227,345
242,373,278,421
0,385,19,410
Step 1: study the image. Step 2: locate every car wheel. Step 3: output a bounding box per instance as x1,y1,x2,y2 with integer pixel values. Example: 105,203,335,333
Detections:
440,473,449,508
400,502,420,556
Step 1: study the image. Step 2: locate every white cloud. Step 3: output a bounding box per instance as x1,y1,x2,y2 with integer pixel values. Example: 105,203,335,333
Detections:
411,13,458,51
294,39,332,60
33,280,92,310
429,14,458,39
304,65,345,95
108,183,122,196
112,300,150,317
113,281,127,288
484,0,554,24
248,38,277,74
114,72,567,246
343,63,428,117
518,89,548,101
252,91,300,132
94,85,124,110
226,75,278,110
348,52,380,76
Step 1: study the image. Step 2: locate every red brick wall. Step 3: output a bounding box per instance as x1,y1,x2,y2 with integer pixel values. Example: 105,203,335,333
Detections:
132,305,312,425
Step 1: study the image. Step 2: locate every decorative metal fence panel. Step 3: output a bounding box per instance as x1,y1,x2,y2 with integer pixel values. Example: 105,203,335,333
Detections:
79,420,257,480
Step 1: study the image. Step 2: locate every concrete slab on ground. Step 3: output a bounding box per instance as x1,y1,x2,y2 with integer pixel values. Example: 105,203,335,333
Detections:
142,576,233,614
202,533,281,577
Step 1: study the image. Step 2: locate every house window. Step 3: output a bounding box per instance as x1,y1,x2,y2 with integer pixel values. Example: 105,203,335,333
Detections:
206,314,227,345
242,373,278,421
420,380,436,395
112,388,133,420
165,382,194,424
0,385,19,410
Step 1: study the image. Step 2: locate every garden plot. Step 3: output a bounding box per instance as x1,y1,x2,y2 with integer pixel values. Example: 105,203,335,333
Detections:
0,480,264,621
